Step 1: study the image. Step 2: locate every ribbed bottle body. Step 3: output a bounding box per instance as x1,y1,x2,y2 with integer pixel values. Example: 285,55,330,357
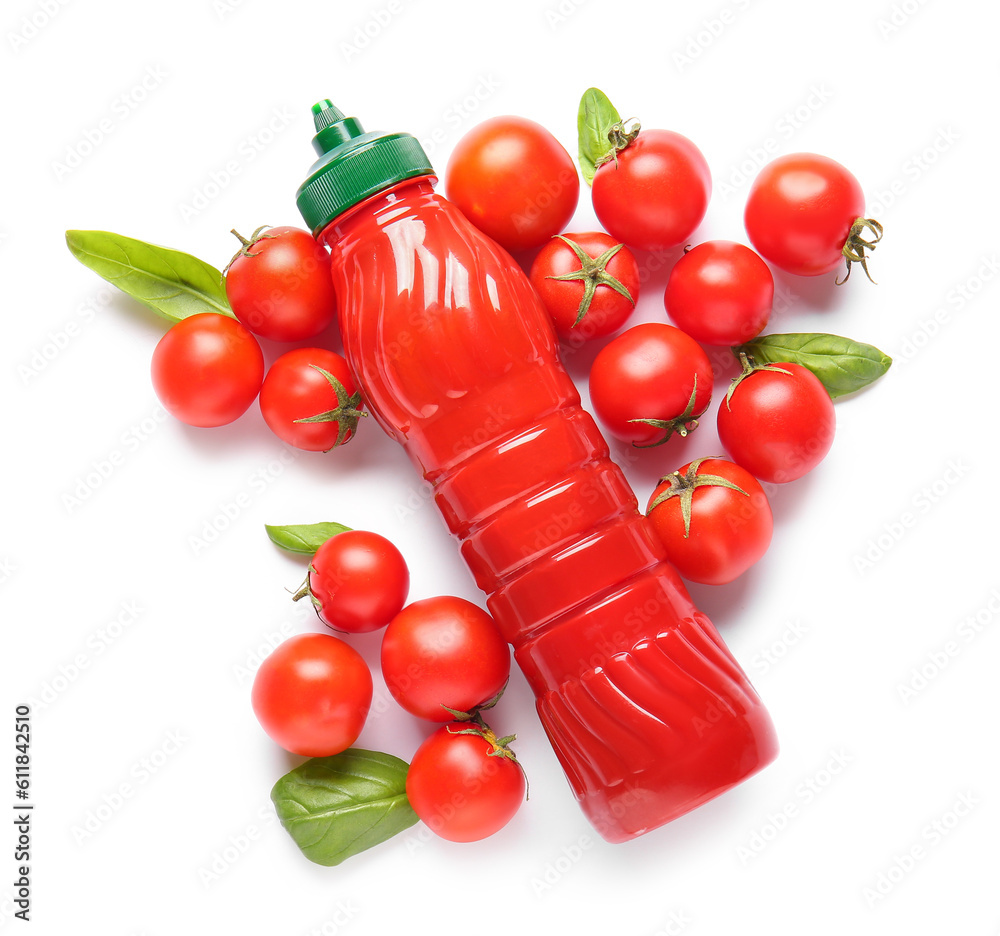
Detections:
321,179,777,841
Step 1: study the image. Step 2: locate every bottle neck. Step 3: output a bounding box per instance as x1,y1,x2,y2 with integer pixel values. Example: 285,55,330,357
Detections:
316,174,439,248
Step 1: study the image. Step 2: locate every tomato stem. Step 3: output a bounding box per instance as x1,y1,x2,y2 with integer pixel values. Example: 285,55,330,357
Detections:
290,570,317,606
724,352,792,409
446,715,529,800
544,235,635,327
837,217,883,285
293,365,368,449
647,456,749,538
593,118,641,171
222,225,278,276
628,374,702,448
439,678,509,723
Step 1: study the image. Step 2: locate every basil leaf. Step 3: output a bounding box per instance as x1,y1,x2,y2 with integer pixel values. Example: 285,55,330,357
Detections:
265,521,351,556
271,749,418,867
65,229,233,323
577,87,621,186
734,333,892,399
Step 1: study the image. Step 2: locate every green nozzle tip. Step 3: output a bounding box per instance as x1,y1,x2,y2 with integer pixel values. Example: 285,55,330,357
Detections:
312,100,346,132
297,100,434,235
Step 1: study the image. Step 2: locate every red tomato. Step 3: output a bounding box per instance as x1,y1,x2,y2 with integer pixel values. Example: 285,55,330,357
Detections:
150,312,264,428
305,530,409,634
225,225,336,341
250,633,372,757
529,232,639,340
259,347,364,452
405,722,526,842
380,596,510,722
591,129,711,252
445,116,580,253
717,360,835,483
646,457,772,585
589,322,713,446
744,153,880,280
664,241,773,346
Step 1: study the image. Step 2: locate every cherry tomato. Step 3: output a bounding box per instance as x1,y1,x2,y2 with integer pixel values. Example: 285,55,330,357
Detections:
259,348,364,452
591,129,711,252
744,153,881,280
405,722,526,842
646,457,772,585
717,360,835,483
225,225,336,341
445,116,580,253
664,241,773,346
529,232,639,341
589,323,714,447
150,312,264,428
381,596,510,722
304,530,409,634
250,633,372,757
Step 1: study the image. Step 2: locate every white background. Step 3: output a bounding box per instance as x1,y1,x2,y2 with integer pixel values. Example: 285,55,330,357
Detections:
2,0,998,933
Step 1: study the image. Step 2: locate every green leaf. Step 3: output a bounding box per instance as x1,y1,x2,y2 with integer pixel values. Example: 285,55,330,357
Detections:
65,229,234,323
734,333,892,399
265,521,351,556
577,87,621,186
271,749,419,867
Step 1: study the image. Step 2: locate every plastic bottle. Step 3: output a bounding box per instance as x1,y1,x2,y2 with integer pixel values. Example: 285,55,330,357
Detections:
297,101,778,843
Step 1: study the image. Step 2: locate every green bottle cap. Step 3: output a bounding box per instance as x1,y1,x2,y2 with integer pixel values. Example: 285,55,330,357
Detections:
296,100,434,235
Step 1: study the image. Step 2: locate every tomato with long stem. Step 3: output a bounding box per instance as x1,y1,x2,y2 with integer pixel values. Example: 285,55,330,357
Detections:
744,153,882,282
295,530,409,634
646,457,773,585
259,347,365,451
589,323,714,447
405,718,526,843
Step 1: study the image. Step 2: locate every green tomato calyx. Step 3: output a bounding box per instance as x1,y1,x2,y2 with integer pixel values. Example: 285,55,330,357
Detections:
647,456,750,539
544,235,636,327
222,225,277,276
628,374,702,448
293,365,367,449
725,352,793,409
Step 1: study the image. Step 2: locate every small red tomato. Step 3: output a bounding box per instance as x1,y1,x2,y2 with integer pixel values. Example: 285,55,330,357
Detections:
445,116,580,253
589,323,714,447
744,153,882,281
381,596,511,722
405,722,526,843
646,457,773,585
225,225,336,341
259,347,364,452
250,633,373,757
302,530,409,634
717,359,835,483
664,241,773,346
529,232,639,341
591,129,711,252
151,312,264,428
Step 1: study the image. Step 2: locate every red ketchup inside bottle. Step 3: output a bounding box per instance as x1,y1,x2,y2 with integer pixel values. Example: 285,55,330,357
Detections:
300,101,778,843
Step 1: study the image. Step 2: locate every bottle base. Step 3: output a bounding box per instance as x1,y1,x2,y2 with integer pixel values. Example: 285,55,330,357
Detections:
532,612,780,844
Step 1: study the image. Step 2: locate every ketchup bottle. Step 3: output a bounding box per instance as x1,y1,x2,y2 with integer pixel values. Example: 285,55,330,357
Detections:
298,101,778,843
